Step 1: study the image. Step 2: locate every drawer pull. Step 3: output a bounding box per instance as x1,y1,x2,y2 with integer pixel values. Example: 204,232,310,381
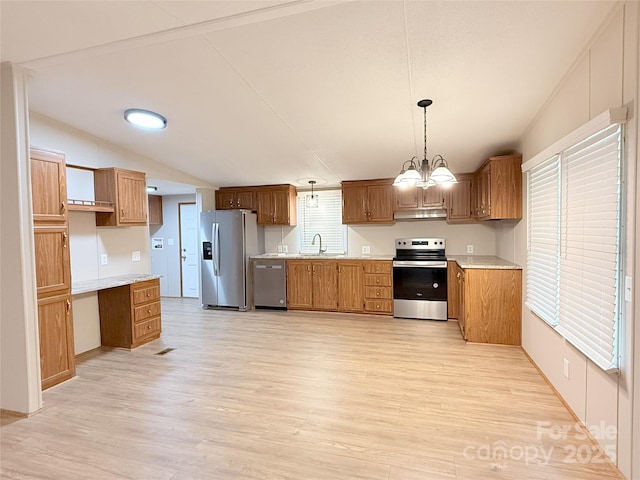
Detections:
146,292,150,297
147,325,152,330
147,309,151,314
376,292,380,296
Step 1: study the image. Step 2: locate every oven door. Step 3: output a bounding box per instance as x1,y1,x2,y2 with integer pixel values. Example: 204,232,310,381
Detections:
393,261,448,320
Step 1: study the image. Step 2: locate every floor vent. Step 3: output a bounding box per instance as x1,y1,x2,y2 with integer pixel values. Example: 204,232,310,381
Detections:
155,347,175,355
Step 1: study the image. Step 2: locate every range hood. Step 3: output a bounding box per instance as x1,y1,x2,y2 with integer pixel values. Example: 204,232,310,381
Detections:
394,208,447,220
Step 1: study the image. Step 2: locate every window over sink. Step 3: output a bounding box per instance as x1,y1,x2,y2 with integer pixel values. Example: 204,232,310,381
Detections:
297,189,347,255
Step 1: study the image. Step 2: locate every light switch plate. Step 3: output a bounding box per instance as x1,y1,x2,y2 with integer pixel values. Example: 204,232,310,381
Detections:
362,246,371,254
563,358,570,379
167,238,174,246
132,251,141,262
282,245,288,253
100,254,108,266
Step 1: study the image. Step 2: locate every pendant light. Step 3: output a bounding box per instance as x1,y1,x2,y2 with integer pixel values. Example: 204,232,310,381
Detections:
306,180,319,208
393,99,457,189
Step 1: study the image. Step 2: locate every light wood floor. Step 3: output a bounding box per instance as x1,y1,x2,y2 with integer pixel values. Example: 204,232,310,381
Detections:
1,298,624,480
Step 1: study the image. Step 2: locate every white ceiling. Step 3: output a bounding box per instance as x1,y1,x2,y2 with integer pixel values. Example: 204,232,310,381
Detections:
1,0,616,191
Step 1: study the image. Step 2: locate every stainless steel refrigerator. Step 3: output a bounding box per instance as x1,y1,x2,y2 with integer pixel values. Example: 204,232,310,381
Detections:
200,210,264,311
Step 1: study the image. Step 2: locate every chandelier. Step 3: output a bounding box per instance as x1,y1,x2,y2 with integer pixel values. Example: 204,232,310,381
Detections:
393,99,457,188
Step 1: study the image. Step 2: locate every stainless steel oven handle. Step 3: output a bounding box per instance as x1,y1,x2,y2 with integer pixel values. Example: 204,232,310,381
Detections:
392,261,447,268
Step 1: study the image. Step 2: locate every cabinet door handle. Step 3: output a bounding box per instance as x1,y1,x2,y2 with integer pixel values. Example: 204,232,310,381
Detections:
66,299,71,314
376,292,380,296
456,272,461,279
120,208,125,218
60,202,66,213
63,232,68,248
229,199,233,206
147,309,151,314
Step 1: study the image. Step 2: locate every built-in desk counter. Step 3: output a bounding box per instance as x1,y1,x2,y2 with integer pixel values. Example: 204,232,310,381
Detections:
72,274,162,349
72,274,161,295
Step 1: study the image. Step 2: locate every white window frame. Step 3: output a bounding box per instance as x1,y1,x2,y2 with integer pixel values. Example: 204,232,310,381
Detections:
524,108,626,373
297,189,347,255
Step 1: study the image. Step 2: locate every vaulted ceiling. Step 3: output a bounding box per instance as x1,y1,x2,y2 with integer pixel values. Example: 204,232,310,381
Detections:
1,1,616,192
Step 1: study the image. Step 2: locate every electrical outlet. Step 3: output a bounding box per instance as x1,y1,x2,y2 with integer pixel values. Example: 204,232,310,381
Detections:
167,238,174,246
625,276,632,302
563,358,570,379
277,245,283,253
100,254,108,266
467,245,474,254
362,245,371,254
282,245,288,253
132,251,141,262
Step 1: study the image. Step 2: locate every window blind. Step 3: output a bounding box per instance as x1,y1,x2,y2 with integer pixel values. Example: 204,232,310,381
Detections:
556,124,621,372
526,123,622,372
297,189,347,254
526,155,560,325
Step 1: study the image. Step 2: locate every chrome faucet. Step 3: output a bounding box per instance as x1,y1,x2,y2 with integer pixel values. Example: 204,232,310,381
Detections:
311,233,327,255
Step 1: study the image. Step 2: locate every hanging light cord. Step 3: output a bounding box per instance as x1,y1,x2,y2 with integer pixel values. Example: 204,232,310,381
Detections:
423,105,428,163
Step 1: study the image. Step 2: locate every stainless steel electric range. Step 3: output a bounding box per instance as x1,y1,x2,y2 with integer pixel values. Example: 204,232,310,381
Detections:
392,237,448,321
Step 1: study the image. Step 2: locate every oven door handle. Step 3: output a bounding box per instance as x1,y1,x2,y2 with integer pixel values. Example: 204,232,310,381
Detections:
392,261,448,268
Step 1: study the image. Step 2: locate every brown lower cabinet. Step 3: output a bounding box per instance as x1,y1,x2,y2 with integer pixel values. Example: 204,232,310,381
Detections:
98,278,162,349
38,294,75,390
286,259,392,315
448,261,521,345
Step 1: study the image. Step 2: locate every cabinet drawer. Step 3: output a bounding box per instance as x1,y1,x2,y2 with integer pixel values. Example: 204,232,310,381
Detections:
133,301,161,323
132,283,160,305
364,274,391,287
133,317,161,340
363,262,392,274
364,300,392,313
365,286,392,299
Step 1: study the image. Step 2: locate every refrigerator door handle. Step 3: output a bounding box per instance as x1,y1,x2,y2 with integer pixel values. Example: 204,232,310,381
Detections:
212,223,220,276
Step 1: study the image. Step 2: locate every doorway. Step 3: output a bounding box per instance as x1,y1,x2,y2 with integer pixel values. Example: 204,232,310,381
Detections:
179,202,199,298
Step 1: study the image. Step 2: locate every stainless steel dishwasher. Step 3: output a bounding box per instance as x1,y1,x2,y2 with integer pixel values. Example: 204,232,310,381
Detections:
253,259,287,309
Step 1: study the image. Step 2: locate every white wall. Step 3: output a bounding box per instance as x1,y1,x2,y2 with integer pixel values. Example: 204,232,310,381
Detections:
0,62,42,414
497,4,638,477
263,219,500,257
149,194,197,297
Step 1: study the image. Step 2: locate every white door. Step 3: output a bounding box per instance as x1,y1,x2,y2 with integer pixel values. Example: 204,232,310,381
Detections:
179,203,199,298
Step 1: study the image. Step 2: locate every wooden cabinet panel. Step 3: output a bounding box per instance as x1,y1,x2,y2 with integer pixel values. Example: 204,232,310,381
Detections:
337,261,364,312
38,294,75,390
94,168,147,226
447,261,459,320
395,187,419,210
287,261,313,309
342,180,394,224
99,278,162,349
148,195,163,225
215,188,256,210
460,267,521,345
363,260,393,314
473,154,522,221
30,148,68,223
33,225,71,297
446,174,473,222
256,185,297,226
422,185,445,208
312,262,338,310
133,301,162,323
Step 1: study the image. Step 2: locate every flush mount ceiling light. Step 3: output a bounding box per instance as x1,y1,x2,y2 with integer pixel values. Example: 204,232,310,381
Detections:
124,108,167,130
146,186,158,193
306,180,319,208
393,99,457,189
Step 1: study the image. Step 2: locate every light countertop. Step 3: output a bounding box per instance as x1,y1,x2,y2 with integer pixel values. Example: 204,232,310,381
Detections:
250,254,394,261
447,255,521,269
72,274,161,295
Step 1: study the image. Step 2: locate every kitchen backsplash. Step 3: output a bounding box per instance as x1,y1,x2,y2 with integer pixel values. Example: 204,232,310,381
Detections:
264,220,498,256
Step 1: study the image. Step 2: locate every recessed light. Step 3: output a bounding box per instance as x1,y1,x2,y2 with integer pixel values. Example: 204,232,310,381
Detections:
146,186,158,192
124,109,167,130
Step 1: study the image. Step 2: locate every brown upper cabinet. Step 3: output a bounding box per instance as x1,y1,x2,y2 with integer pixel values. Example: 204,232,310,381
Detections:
215,187,257,210
148,195,163,226
341,179,394,224
395,184,446,210
30,148,68,224
94,168,148,226
473,154,522,220
445,173,474,223
256,185,297,226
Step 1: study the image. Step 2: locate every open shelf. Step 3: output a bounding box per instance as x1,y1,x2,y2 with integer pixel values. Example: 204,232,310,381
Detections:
67,199,114,213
